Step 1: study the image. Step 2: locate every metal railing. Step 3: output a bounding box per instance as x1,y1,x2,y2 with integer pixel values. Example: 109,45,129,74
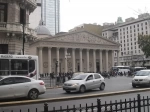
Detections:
1,94,150,112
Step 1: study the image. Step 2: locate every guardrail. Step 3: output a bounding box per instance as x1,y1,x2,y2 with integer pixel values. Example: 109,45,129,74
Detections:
0,88,150,107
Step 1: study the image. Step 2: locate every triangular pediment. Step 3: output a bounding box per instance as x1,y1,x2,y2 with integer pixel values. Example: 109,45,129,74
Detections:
46,31,119,45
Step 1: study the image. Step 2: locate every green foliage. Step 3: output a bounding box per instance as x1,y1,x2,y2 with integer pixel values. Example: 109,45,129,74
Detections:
138,34,150,58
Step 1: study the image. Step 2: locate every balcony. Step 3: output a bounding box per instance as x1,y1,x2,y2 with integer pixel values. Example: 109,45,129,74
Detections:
0,22,37,38
17,0,37,12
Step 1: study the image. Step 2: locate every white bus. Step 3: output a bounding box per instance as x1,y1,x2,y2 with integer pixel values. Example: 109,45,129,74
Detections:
0,54,39,80
131,67,147,72
112,66,130,73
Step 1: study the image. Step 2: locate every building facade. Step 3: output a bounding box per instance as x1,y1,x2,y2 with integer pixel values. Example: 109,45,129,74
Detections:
69,23,103,36
0,0,37,55
102,13,150,67
30,30,120,74
42,0,60,35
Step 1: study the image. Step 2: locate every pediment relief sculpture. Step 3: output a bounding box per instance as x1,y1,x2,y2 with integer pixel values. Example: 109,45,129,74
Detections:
48,32,115,45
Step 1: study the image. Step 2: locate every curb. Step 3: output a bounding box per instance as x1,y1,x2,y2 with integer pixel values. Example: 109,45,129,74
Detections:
0,88,150,107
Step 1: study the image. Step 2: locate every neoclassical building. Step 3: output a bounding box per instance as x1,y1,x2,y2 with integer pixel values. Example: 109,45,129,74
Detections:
0,0,37,54
30,30,120,74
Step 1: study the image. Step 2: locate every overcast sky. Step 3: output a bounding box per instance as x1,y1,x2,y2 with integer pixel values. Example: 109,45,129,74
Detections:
60,0,150,32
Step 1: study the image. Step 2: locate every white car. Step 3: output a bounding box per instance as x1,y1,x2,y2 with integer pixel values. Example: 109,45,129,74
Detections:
132,70,150,87
0,76,46,100
63,73,105,93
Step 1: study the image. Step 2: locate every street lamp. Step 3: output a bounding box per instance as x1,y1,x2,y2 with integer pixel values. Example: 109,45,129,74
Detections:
19,0,26,55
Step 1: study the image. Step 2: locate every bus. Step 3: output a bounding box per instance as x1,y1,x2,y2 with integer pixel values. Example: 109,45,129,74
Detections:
112,66,130,73
130,67,147,73
0,54,39,80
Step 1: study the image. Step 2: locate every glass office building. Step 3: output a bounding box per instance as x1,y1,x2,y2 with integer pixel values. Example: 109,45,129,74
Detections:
42,0,60,35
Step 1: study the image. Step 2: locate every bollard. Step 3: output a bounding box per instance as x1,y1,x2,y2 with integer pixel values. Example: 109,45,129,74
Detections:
44,102,48,112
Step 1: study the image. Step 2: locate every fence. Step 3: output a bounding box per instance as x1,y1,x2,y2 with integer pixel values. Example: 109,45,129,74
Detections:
1,94,150,112
40,74,71,87
43,94,147,112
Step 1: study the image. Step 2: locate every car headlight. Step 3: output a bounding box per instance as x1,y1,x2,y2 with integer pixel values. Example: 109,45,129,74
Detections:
72,83,79,86
144,78,149,81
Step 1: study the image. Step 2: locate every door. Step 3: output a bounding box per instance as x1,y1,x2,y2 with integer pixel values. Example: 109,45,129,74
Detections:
14,77,31,97
0,77,15,99
94,74,102,88
85,75,94,90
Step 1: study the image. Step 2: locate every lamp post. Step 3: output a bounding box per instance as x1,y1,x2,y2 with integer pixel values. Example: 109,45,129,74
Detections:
19,0,26,55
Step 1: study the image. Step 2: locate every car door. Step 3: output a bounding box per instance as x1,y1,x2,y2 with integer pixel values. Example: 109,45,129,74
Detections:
85,74,94,90
0,77,15,99
14,77,31,97
94,74,102,88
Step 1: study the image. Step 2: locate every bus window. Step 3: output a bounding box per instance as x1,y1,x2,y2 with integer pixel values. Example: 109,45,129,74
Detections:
0,59,9,75
29,60,35,73
11,60,28,75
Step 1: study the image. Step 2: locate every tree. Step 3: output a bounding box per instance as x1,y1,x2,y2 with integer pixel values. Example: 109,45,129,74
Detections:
138,34,150,58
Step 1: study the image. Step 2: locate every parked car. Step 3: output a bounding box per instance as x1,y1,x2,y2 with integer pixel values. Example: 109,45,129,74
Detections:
0,76,46,100
63,73,105,93
132,70,150,88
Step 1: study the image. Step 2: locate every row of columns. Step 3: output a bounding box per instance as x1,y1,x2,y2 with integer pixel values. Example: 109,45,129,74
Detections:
38,47,119,74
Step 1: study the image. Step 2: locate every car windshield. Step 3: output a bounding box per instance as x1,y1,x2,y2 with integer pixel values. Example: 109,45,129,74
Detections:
72,74,87,80
135,71,150,76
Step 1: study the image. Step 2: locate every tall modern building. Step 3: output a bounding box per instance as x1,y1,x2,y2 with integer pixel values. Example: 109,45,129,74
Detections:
102,13,150,68
42,0,60,35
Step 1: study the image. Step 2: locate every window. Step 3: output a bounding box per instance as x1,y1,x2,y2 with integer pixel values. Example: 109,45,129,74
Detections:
0,44,8,54
1,77,14,85
20,8,26,24
137,24,139,27
11,60,28,75
87,75,93,80
145,22,147,25
0,3,7,22
94,74,101,79
0,59,9,75
29,60,35,73
15,77,31,83
146,31,148,34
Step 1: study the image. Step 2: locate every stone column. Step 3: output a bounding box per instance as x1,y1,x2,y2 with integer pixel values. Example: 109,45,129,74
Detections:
117,50,119,65
93,49,96,72
99,50,103,72
112,50,114,67
72,48,75,72
64,48,68,73
56,47,60,73
86,49,89,72
48,47,52,73
80,49,83,72
39,47,43,74
106,50,108,72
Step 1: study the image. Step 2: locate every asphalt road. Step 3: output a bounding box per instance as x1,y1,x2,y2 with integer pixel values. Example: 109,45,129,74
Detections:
39,76,135,99
1,76,150,112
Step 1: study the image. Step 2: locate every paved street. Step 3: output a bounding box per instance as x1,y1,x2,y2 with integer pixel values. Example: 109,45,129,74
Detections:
1,76,150,112
39,76,134,99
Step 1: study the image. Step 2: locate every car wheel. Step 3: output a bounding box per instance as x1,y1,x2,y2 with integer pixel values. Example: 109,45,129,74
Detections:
99,83,105,90
66,91,70,93
79,85,86,93
28,89,39,100
132,84,136,88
